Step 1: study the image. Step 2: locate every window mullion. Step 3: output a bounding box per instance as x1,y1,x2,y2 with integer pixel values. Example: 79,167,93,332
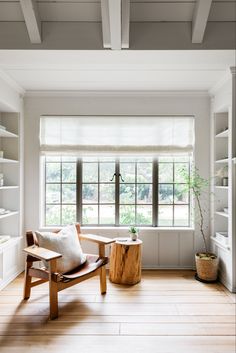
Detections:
153,159,158,227
115,159,120,226
76,158,82,224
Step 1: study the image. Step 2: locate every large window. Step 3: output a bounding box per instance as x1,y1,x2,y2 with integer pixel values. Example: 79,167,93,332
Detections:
43,156,191,227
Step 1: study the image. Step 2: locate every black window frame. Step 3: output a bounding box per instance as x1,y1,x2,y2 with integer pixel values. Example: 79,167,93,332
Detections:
43,156,191,227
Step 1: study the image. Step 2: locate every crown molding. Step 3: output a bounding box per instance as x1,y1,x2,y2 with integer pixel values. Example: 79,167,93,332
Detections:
25,89,210,98
0,69,25,96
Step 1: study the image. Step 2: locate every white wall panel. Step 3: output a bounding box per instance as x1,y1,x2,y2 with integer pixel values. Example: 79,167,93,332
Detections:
158,232,179,267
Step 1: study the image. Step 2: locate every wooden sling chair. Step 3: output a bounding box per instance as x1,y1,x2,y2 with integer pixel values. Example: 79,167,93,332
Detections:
23,223,115,319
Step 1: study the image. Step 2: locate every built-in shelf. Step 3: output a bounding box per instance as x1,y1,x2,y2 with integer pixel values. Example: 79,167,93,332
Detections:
233,158,236,164
215,158,228,164
210,236,230,251
0,158,18,164
0,186,19,190
0,129,18,138
215,129,229,138
0,211,18,220
215,211,229,218
0,236,23,251
215,186,228,189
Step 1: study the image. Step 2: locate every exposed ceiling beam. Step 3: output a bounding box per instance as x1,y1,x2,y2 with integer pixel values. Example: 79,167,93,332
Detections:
101,0,130,50
101,0,110,49
108,0,121,50
192,0,213,43
19,0,41,44
121,0,130,49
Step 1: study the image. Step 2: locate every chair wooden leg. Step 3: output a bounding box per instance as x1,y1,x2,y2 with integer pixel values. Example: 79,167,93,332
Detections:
23,261,32,300
99,244,107,294
100,266,107,294
49,260,58,320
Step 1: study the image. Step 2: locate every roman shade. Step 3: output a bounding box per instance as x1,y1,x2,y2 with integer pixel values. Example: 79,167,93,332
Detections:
40,116,194,155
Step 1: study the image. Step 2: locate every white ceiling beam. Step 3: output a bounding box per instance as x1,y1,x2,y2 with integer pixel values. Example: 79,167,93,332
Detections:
101,0,111,49
121,0,130,49
108,0,121,50
101,0,130,50
192,0,213,43
19,0,41,44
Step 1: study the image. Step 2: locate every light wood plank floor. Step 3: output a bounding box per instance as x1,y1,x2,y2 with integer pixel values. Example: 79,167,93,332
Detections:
0,270,235,352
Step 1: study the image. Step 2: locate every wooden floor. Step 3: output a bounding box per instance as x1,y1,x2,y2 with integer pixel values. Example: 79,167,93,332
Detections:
0,270,235,352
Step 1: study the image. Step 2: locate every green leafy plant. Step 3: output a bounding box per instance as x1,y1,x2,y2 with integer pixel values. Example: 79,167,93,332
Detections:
129,226,139,234
180,167,209,254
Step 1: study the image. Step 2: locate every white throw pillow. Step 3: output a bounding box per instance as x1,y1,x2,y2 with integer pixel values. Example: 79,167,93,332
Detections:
36,224,86,274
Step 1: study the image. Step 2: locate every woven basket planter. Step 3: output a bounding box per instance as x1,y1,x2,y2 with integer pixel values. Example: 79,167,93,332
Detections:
195,253,219,282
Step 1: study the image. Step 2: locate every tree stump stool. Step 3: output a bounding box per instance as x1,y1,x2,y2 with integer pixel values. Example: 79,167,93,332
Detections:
109,238,142,285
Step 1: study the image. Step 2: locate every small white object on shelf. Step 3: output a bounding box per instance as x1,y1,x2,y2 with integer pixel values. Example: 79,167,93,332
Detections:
223,207,228,214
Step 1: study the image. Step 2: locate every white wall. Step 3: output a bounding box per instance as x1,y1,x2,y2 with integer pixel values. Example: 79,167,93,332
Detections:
0,74,22,112
24,92,211,269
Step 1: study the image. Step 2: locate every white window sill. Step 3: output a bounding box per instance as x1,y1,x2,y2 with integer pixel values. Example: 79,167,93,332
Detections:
39,226,194,232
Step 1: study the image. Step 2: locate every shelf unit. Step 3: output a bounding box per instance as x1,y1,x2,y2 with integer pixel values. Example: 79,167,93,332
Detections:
211,96,236,292
0,112,23,290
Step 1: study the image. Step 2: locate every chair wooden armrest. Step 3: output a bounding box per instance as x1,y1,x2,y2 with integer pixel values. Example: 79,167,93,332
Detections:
79,233,115,245
24,245,62,262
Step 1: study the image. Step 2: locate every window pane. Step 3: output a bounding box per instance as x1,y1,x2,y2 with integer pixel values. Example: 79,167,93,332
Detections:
158,157,174,163
61,156,77,162
174,205,189,226
100,184,115,203
62,184,76,204
46,163,61,182
99,205,115,224
159,163,173,183
159,184,173,204
82,205,98,224
137,184,152,204
62,163,76,182
173,156,190,163
120,184,135,204
174,163,189,183
158,205,173,226
120,205,135,225
61,205,76,225
174,184,189,204
120,163,135,183
82,184,98,203
137,162,152,182
83,163,98,182
100,162,115,183
137,205,152,225
46,156,61,162
46,184,60,204
46,205,60,225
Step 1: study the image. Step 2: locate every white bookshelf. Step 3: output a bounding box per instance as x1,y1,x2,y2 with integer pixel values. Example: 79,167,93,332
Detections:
0,112,23,290
211,102,236,292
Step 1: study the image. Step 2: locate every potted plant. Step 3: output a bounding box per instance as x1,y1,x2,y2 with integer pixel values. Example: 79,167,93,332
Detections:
180,167,219,282
129,226,139,241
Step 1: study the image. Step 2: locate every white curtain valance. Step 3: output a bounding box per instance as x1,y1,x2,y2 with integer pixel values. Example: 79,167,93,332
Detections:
40,116,194,155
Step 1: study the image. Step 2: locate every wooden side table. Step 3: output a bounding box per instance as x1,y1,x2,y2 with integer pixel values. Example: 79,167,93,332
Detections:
109,238,142,285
